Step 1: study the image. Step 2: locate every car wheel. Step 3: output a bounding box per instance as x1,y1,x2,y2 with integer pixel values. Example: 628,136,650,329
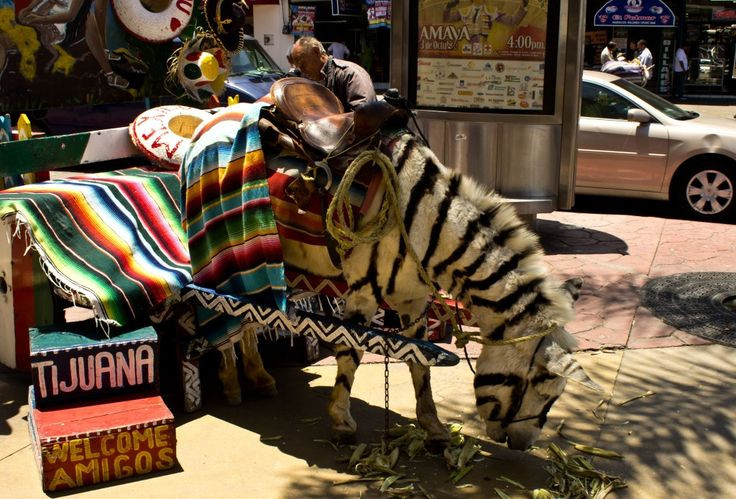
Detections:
672,162,736,221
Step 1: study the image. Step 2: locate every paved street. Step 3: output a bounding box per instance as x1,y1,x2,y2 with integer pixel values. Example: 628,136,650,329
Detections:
1,100,735,498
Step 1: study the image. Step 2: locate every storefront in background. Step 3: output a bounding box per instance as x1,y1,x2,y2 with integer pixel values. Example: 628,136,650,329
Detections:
585,0,736,95
585,0,677,94
683,1,736,94
288,0,392,89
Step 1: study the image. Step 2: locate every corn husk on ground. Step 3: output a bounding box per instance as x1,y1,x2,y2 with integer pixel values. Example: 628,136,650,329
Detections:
331,422,626,498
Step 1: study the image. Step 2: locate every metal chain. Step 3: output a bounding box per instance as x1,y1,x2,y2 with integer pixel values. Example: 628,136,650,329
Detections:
383,341,390,436
381,300,432,334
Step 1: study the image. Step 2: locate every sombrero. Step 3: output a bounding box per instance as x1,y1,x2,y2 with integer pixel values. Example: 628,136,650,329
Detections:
203,0,247,52
167,33,231,103
111,0,192,43
129,106,214,170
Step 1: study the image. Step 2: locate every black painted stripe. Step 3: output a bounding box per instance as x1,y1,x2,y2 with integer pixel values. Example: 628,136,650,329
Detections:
502,379,528,427
403,157,439,246
349,274,370,293
473,373,523,389
413,324,427,340
450,224,524,294
347,244,382,303
507,293,551,328
493,223,525,248
470,277,544,313
527,337,546,373
368,244,383,305
476,395,500,407
487,323,506,341
432,207,498,278
537,395,559,428
531,371,557,386
422,175,460,268
477,293,551,342
464,249,535,292
386,256,402,295
344,311,369,325
335,374,352,391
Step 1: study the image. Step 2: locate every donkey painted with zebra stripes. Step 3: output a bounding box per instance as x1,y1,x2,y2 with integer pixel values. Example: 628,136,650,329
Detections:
206,125,596,452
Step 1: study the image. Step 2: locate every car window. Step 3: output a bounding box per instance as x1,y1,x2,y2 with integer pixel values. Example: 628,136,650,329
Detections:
581,82,638,120
610,78,694,120
231,40,283,75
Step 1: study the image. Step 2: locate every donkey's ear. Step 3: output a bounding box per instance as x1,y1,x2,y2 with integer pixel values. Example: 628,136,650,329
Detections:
561,277,583,301
545,342,603,393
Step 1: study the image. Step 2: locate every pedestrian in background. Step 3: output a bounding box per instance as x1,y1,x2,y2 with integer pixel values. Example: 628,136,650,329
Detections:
636,39,653,68
672,43,689,100
600,41,616,66
327,38,350,60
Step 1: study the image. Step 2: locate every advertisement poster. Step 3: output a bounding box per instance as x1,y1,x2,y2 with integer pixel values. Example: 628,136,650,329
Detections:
367,0,391,29
292,6,316,37
416,0,549,111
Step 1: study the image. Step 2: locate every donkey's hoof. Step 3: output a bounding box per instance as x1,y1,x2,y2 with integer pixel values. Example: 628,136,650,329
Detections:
224,391,243,406
253,383,278,398
425,437,449,455
332,430,357,445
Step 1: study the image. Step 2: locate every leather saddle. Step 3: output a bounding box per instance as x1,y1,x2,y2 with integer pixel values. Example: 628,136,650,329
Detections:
260,77,408,160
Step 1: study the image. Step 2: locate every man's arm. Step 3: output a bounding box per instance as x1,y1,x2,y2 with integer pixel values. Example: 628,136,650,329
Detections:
346,68,377,110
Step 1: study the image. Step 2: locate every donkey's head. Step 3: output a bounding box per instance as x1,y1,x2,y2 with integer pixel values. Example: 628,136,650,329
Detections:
473,277,600,450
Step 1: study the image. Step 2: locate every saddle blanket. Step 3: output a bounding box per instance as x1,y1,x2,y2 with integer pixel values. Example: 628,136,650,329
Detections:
0,168,190,327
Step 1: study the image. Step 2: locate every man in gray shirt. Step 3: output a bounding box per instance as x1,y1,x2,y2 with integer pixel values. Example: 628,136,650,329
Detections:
288,37,376,111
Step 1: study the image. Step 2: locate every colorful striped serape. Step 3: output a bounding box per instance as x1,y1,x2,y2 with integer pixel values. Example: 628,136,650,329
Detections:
180,103,286,348
0,168,191,327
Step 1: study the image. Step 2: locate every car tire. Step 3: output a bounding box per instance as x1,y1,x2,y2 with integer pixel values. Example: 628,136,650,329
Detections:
671,161,736,221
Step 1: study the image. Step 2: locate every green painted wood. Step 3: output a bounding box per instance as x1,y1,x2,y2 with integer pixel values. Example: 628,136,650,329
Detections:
29,324,157,352
0,132,91,176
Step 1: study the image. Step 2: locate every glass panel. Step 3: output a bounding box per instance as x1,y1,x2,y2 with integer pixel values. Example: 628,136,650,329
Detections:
230,41,284,75
611,78,693,120
581,82,637,119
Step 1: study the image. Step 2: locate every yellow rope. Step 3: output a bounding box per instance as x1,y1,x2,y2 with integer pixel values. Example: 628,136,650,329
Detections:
324,148,555,348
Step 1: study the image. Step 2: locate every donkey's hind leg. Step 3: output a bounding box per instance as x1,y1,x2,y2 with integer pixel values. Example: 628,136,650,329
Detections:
238,324,277,397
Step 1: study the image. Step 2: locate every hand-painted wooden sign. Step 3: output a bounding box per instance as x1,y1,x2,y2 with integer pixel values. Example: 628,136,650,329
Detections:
30,325,159,407
29,388,176,492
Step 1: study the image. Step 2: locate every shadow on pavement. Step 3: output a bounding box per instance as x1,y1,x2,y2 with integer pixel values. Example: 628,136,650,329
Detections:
570,194,673,219
171,354,553,497
594,346,736,498
0,366,29,436
537,217,629,256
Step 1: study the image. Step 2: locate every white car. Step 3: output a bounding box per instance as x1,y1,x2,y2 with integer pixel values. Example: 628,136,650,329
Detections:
577,70,736,221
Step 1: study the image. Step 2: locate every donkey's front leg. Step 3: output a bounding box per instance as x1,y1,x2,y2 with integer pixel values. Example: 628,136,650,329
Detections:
328,293,377,443
218,342,242,405
397,299,450,451
238,324,277,397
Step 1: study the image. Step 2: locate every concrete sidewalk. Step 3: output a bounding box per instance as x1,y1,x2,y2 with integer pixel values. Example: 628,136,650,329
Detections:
1,208,735,498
